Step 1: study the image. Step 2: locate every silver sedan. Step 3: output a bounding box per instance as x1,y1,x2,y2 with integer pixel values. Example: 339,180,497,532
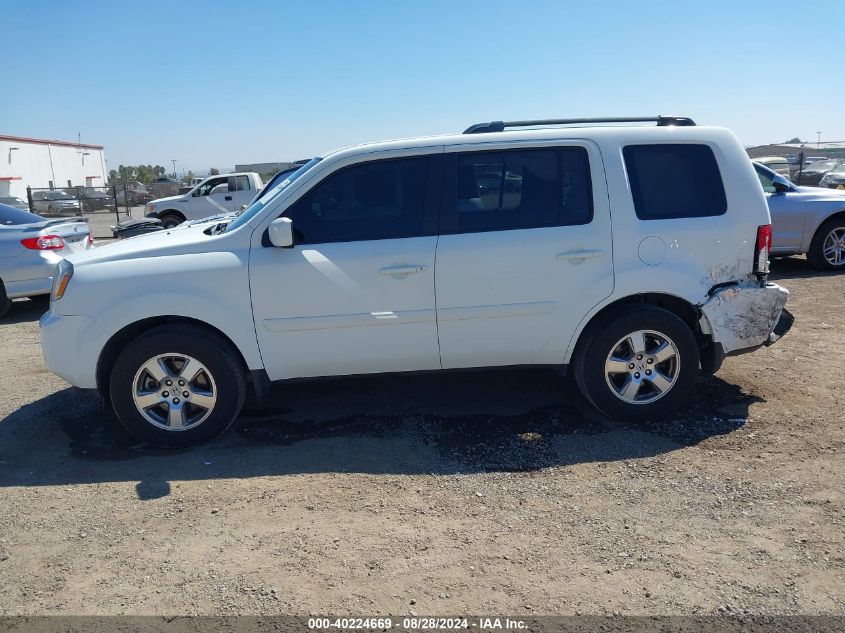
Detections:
0,203,93,318
755,163,845,270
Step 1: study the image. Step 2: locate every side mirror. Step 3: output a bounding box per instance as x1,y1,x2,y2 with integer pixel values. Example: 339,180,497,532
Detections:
772,176,792,194
268,217,294,248
191,190,200,197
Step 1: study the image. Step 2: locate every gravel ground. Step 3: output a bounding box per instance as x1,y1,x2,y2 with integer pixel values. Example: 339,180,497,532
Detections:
0,256,842,616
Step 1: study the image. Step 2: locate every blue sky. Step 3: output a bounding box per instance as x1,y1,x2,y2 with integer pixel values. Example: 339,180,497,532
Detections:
2,0,842,173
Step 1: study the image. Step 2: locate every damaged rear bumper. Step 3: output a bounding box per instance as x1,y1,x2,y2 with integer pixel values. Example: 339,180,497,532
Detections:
698,282,792,371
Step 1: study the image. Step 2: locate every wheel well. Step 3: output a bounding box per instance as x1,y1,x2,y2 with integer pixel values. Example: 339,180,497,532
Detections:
572,293,704,361
96,316,248,397
158,209,186,221
815,210,845,237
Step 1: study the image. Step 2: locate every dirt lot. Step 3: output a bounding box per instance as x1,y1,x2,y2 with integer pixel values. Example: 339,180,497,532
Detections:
0,257,842,617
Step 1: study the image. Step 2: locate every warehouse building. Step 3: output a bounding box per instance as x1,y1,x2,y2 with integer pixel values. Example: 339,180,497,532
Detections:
0,134,108,200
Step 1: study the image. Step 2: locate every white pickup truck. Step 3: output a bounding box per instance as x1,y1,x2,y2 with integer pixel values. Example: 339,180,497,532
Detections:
144,173,263,228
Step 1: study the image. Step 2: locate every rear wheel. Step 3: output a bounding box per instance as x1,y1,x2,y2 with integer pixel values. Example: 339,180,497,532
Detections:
159,213,184,229
109,325,246,446
807,217,845,270
574,305,699,420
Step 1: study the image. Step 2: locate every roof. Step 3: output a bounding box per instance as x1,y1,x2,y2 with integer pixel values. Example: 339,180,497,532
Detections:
324,124,735,162
755,156,789,162
0,134,104,150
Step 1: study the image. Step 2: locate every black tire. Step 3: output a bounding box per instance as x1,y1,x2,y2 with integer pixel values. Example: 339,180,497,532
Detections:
0,282,10,319
159,213,184,229
573,305,699,421
807,216,845,270
109,325,246,447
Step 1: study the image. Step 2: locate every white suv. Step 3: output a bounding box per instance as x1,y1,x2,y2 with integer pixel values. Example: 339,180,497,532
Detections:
41,116,793,446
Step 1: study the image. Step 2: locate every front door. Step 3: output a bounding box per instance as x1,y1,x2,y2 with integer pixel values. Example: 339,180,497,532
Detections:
755,165,805,252
249,153,442,379
190,176,234,219
435,143,614,368
229,175,256,210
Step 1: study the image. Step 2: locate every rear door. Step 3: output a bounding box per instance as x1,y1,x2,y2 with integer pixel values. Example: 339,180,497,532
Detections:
435,141,613,368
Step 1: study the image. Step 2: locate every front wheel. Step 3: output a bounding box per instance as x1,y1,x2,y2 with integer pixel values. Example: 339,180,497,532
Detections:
573,305,699,421
158,213,184,229
109,325,246,446
807,217,845,270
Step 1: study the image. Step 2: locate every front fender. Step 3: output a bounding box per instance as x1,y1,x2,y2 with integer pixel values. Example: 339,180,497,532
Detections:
58,250,264,370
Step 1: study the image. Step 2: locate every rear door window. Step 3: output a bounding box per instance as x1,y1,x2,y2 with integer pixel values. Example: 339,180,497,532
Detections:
623,144,727,220
445,147,593,233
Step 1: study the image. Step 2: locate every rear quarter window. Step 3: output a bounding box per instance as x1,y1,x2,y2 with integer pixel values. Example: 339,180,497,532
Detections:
623,144,727,220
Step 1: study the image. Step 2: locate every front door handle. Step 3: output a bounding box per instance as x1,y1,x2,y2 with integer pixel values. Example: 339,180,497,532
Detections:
379,264,428,279
556,249,604,263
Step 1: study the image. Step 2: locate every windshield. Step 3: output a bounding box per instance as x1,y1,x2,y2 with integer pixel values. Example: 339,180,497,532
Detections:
0,203,43,225
225,158,321,233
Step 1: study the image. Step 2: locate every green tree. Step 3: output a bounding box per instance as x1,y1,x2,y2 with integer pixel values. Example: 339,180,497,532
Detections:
182,170,195,184
785,137,804,144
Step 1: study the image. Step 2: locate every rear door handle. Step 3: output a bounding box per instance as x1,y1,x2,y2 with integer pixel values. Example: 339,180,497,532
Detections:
379,264,428,278
224,195,233,201
556,249,604,263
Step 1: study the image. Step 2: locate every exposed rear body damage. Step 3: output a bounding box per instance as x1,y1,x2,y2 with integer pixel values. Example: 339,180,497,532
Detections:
699,282,789,354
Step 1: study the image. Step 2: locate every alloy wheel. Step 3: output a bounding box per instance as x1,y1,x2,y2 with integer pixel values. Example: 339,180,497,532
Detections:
604,330,680,405
822,227,845,267
131,353,217,431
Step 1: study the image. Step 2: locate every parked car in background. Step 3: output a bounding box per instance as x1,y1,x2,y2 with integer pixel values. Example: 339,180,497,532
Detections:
144,172,263,228
794,159,843,186
755,156,792,178
0,196,29,211
754,162,845,269
0,203,92,318
73,188,117,213
40,116,792,446
31,190,81,216
819,163,845,190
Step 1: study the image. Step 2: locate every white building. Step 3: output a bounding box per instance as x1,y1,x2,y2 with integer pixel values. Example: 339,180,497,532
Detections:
0,134,108,200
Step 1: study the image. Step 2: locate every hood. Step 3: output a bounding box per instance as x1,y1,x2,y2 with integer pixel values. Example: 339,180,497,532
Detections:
66,221,215,267
147,194,184,206
793,186,845,200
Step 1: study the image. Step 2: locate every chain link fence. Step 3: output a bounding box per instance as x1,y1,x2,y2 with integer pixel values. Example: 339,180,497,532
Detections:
26,185,128,239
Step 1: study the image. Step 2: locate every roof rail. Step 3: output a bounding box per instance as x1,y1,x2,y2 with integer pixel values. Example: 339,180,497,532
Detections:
463,116,696,134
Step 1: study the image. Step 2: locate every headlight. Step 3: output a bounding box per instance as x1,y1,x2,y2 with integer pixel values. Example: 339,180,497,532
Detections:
146,203,156,213
51,259,74,301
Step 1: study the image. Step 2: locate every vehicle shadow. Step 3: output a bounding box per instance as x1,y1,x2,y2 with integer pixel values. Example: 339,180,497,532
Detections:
769,255,841,281
0,296,49,325
0,368,761,496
